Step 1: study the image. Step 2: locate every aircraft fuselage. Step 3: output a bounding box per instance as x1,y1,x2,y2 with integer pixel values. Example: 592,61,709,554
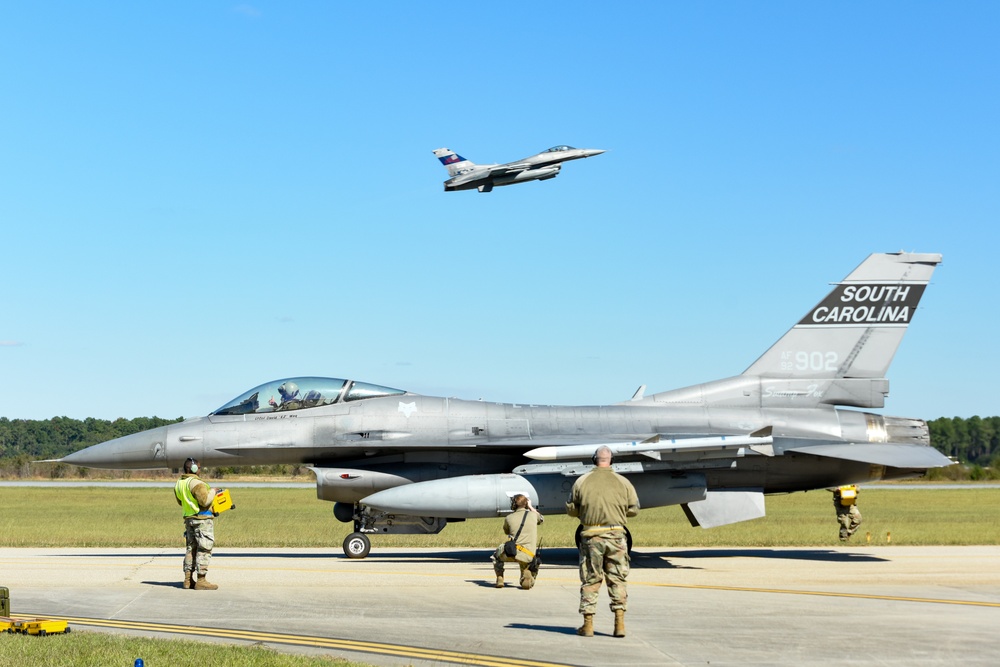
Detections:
63,391,927,510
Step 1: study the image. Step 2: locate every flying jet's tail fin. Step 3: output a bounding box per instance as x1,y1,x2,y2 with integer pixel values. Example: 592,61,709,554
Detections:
432,148,475,177
742,251,941,381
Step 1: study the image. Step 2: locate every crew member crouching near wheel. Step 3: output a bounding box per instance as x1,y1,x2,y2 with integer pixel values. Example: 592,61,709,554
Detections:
491,494,543,590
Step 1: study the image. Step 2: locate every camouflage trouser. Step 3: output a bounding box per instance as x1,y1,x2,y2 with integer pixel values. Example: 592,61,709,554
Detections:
183,516,214,575
492,545,537,588
837,505,862,540
578,532,629,614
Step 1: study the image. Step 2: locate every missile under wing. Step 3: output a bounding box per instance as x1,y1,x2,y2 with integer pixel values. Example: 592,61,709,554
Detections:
433,145,605,192
60,252,951,558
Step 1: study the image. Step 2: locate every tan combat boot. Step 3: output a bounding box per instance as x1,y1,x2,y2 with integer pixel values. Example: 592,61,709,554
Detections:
494,575,504,588
613,609,626,638
577,614,594,637
183,571,193,589
520,570,534,590
193,574,218,591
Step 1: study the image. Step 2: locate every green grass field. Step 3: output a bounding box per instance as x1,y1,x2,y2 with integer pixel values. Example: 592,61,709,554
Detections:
0,631,370,667
2,485,998,548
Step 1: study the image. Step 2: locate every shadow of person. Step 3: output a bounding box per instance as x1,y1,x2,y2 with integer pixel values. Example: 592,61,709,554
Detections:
141,581,187,588
506,622,581,636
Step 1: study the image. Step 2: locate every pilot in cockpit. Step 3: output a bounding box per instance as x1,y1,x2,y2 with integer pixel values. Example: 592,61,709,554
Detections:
269,381,302,411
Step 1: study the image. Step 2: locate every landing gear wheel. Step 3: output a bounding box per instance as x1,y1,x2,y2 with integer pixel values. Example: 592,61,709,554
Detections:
343,532,371,559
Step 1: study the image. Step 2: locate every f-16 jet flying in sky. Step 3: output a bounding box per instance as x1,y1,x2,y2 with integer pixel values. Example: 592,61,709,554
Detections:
60,252,951,559
433,145,605,192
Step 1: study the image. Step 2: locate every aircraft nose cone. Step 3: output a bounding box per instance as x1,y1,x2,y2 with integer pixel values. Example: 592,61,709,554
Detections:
586,149,606,157
61,426,169,469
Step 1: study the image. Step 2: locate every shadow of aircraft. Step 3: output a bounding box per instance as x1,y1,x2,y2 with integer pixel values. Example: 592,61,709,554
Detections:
636,548,889,566
52,546,888,567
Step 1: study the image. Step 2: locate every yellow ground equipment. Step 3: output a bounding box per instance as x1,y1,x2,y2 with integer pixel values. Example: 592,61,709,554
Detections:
212,488,235,514
0,616,14,633
838,485,858,505
13,618,71,636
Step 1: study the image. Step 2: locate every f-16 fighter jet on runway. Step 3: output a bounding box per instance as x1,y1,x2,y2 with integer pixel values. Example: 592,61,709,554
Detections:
60,252,951,559
432,145,605,192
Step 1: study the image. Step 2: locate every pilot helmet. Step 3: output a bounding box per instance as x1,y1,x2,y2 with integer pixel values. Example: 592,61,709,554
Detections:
278,381,300,400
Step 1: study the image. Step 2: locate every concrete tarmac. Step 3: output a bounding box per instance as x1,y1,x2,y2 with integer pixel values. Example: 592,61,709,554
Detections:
3,545,1000,666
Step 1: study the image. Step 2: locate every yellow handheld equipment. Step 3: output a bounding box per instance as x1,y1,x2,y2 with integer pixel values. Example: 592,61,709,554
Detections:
212,488,235,514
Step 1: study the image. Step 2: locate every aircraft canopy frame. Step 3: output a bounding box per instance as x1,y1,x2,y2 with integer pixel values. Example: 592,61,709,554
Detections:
211,377,406,416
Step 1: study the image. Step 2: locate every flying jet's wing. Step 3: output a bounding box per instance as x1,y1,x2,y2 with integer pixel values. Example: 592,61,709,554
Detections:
480,161,532,176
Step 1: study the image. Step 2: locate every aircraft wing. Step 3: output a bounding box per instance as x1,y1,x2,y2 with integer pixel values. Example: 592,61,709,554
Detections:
783,442,953,468
483,161,532,176
512,430,774,478
523,431,773,462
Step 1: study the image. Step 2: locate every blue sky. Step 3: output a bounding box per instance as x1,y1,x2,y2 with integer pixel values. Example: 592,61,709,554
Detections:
2,3,997,422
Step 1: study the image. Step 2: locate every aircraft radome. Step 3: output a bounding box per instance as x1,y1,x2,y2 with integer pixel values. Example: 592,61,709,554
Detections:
59,252,952,558
433,145,605,192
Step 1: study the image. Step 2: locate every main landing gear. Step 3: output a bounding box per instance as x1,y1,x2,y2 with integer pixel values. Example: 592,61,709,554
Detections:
343,532,371,559
334,502,449,559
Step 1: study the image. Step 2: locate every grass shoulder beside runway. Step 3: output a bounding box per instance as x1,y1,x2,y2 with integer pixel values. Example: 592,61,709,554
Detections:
1,486,998,548
0,630,371,667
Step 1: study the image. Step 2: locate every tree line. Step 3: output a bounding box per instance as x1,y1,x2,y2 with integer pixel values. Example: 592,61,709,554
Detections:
0,416,184,477
1,414,998,478
927,416,1000,471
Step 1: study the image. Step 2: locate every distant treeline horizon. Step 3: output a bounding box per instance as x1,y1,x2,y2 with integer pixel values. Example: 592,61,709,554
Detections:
1,414,999,480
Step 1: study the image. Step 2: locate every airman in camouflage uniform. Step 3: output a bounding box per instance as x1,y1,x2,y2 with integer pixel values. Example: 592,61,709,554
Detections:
491,494,543,589
269,381,302,411
566,446,640,638
174,458,219,590
833,484,862,541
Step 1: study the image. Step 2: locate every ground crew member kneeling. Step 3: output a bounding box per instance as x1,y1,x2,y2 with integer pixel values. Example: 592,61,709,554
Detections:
566,446,639,638
492,494,543,589
174,457,219,590
832,484,863,541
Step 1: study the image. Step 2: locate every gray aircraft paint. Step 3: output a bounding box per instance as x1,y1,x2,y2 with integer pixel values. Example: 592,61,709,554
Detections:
432,145,605,192
58,252,951,557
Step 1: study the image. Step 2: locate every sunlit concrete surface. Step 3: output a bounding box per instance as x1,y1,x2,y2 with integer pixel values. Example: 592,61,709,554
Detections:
2,546,999,666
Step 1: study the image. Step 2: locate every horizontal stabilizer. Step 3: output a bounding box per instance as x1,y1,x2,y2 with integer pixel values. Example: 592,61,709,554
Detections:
785,442,953,469
682,490,765,528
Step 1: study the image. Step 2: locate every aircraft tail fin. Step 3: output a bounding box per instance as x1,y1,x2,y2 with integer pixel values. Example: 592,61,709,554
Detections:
432,148,475,177
743,251,941,381
641,252,941,410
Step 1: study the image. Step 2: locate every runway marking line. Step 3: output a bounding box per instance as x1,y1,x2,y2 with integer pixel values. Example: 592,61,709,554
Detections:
13,614,575,667
639,582,1000,607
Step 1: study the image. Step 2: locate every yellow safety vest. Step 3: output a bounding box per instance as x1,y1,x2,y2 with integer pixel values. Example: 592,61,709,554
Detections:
174,477,210,518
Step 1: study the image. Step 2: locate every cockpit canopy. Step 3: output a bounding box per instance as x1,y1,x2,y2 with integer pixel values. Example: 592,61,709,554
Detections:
544,145,575,152
211,377,406,416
